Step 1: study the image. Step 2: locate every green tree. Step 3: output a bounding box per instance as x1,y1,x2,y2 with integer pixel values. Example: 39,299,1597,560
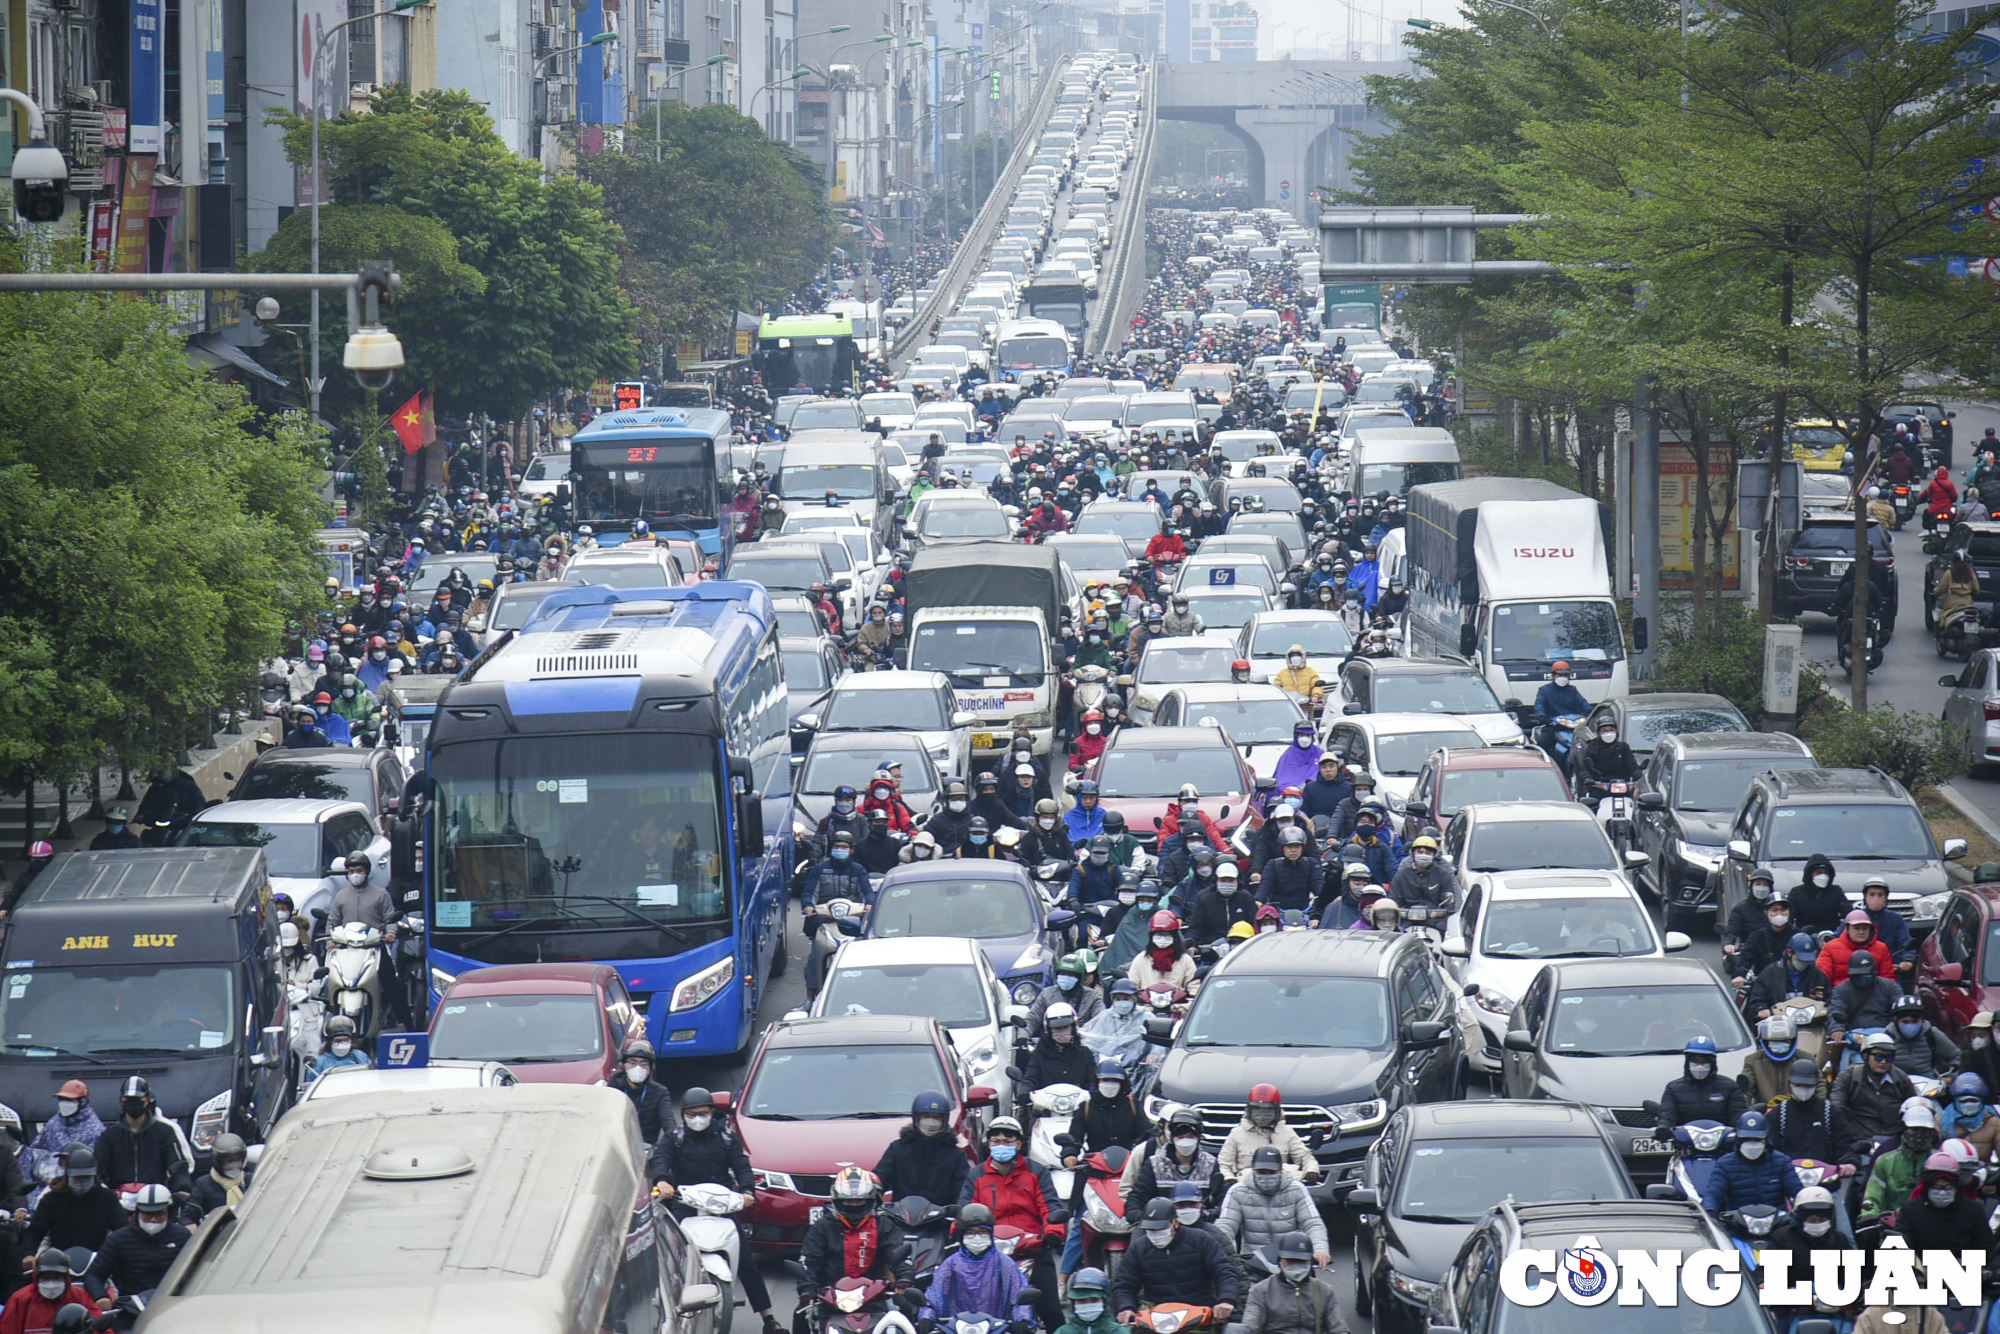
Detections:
262,87,637,419
0,272,329,793
1808,704,1963,797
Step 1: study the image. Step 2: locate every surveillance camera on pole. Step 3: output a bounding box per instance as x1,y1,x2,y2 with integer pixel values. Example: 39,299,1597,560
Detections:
342,258,405,392
1,89,67,223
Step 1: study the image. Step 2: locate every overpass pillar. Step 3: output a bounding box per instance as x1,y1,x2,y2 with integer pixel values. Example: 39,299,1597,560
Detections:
1233,108,1324,224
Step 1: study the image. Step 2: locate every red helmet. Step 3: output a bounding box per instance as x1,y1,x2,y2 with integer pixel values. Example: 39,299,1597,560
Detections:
1082,709,1104,724
1149,910,1181,933
1231,659,1251,673
1247,1083,1282,1106
369,635,387,650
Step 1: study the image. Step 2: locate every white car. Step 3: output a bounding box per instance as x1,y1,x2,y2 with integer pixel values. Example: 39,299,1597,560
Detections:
1440,869,1692,1075
181,799,390,923
1127,635,1240,726
559,545,688,590
516,451,571,499
797,670,977,779
800,936,1023,1113
1319,712,1487,810
1234,610,1355,689
1144,683,1308,780
859,392,920,432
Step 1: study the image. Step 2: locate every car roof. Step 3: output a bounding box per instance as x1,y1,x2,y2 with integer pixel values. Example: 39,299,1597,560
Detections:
1505,1199,1719,1249
1548,956,1724,989
1108,725,1238,750
1613,692,1740,713
1347,713,1486,739
1360,656,1481,676
1407,1100,1610,1139
442,963,615,995
808,731,933,755
764,1014,940,1047
1482,869,1639,899
880,860,1031,889
1662,731,1811,758
192,798,363,824
830,670,949,693
1168,683,1295,705
1756,766,1903,800
1438,747,1555,771
1213,927,1411,978
824,936,986,969
1464,800,1595,825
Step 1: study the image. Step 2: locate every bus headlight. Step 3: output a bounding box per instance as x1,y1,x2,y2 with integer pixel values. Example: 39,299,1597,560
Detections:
671,957,735,1012
431,966,458,995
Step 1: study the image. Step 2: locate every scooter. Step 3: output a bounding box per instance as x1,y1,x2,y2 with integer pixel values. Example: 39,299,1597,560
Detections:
1073,1146,1132,1280
1071,664,1114,717
1399,903,1448,944
1131,1303,1213,1334
1937,603,1996,662
804,896,868,995
1835,614,1884,677
1538,716,1581,769
800,1278,920,1334
1028,1083,1089,1198
323,922,387,1044
886,1195,952,1292
1651,1114,1732,1204
1592,780,1636,858
1717,1204,1783,1274
677,1182,747,1310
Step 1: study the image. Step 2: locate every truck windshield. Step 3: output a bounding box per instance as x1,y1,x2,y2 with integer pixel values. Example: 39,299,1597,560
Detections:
0,965,237,1059
909,620,1046,677
1355,461,1461,498
1488,600,1625,664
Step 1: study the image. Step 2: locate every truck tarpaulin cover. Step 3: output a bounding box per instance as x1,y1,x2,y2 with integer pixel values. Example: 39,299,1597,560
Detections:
1407,478,1611,605
904,542,1065,636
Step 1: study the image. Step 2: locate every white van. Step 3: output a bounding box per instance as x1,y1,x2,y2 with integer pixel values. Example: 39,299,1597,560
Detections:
1343,426,1464,501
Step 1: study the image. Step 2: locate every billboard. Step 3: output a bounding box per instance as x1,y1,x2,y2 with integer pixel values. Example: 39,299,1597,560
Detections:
295,0,349,205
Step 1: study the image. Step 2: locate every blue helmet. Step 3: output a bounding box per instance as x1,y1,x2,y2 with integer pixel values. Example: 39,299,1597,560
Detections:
1684,1035,1719,1058
1096,1057,1127,1083
1070,1267,1110,1297
1735,1111,1770,1140
910,1090,951,1120
1952,1072,1989,1101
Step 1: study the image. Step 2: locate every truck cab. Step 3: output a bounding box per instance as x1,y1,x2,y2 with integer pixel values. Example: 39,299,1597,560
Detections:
905,606,1056,758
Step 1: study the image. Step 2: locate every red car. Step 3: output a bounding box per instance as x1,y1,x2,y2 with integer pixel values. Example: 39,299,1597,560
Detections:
1915,884,2000,1041
1085,724,1272,849
733,1013,997,1253
1399,745,1573,843
427,963,641,1084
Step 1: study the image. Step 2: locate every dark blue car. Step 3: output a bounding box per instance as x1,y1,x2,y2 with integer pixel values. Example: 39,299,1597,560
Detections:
862,861,1074,1006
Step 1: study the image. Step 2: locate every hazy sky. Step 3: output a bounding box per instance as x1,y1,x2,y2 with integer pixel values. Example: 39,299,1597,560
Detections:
1257,0,1465,59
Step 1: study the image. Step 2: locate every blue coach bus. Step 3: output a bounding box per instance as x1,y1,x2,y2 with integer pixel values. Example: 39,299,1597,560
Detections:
423,582,791,1058
569,406,736,559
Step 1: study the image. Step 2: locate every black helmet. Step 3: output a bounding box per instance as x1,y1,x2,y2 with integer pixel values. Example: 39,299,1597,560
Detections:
51,1306,90,1334
976,770,998,791
1103,810,1127,834
968,816,990,835
35,1248,69,1277
1891,993,1924,1018
680,1086,716,1112
344,850,372,873
957,1202,996,1233
118,1076,150,1109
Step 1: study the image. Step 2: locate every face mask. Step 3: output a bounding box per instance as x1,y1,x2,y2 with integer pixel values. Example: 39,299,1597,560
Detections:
1740,1141,1766,1161
685,1114,713,1133
625,1063,650,1084
1099,1080,1124,1099
1288,656,1305,668
1152,934,1175,949
1173,1136,1200,1157
1900,1021,1924,1038
1087,723,1102,736
1767,913,1790,931
219,1163,244,1181
1413,853,1434,869
831,847,851,861
873,788,891,801
1907,1131,1938,1155
56,1100,78,1119
139,1218,166,1236
1813,873,1832,889
347,870,369,886
1280,1262,1311,1283
949,799,968,813
331,1041,353,1058
963,1233,993,1256
1554,675,1570,687
1802,1218,1833,1238
918,1116,946,1137
1057,974,1080,993
1074,1302,1106,1323
1598,730,1616,745
38,1281,64,1300
1118,890,1136,905
990,1144,1019,1164
371,650,387,662
1687,1061,1714,1081
834,800,854,815
1112,1000,1135,1017
1929,1186,1958,1208
1090,851,1109,866
1790,1084,1817,1103
275,908,290,923
1959,1098,1986,1121
971,835,988,846
1752,884,1772,901
1978,1036,1992,1050
1253,1172,1282,1195
1052,1027,1073,1045
1148,1228,1175,1249
342,688,356,699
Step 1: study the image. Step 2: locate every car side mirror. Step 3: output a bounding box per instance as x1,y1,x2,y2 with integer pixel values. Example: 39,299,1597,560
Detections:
1644,1183,1681,1201
1343,702,1366,715
1641,1098,1662,1117
1143,1014,1175,1046
1624,851,1650,868
1503,1030,1535,1053
1440,938,1469,958
1637,792,1666,811
1939,962,1967,985
328,857,348,876
796,713,821,732
1945,838,1969,861
1457,624,1477,657
711,1090,733,1111
1403,801,1429,819
951,710,979,728
966,1085,999,1108
1942,674,1962,688
1347,1187,1380,1214
1727,839,1752,861
1664,931,1692,952
1405,1020,1447,1048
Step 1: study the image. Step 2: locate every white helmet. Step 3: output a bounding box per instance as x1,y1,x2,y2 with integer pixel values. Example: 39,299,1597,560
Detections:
1045,1002,1078,1028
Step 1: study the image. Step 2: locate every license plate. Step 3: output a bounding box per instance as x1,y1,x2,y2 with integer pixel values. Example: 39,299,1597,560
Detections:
971,732,995,750
810,1206,825,1223
1629,1138,1673,1156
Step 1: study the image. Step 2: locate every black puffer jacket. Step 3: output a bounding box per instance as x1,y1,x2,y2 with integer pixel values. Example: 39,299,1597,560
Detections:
86,1219,191,1299
92,1117,191,1194
874,1125,974,1206
1788,854,1852,937
1021,1033,1096,1093
609,1072,674,1145
1112,1221,1242,1313
649,1122,754,1191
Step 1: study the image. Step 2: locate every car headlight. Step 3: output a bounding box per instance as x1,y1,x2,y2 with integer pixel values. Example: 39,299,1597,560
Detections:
1329,1099,1387,1132
1010,979,1041,1005
1143,1093,1172,1120
1912,892,1950,922
192,1090,232,1152
1674,840,1725,872
1386,1270,1440,1303
964,1035,999,1071
671,957,736,1012
1470,986,1514,1017
754,1167,798,1193
430,965,458,995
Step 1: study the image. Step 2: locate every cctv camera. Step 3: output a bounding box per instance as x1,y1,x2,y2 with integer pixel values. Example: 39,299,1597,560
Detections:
11,138,68,224
343,323,405,394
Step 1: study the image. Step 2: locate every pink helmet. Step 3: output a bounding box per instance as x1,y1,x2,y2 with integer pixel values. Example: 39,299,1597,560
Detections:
27,842,53,860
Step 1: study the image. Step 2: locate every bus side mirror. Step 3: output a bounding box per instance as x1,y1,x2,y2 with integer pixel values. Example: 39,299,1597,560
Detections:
738,791,765,857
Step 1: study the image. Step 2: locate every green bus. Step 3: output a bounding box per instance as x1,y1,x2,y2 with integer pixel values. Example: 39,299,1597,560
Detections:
754,314,863,395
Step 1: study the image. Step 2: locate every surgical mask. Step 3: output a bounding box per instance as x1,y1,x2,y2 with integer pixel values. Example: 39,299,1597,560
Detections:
219,1163,244,1181
1058,974,1080,992
56,1100,78,1119
1280,1262,1311,1283
1152,934,1175,949
1900,1021,1924,1038
949,799,968,813
1090,851,1109,866
371,650,386,662
1173,1136,1200,1157
331,1041,353,1058
37,1281,64,1300
1978,1036,1992,1050
1118,890,1137,905
1687,1060,1714,1080
1929,1186,1958,1208
1294,734,1312,749
918,1116,947,1137
834,800,855,815
1813,873,1832,889
1958,1098,1986,1121
832,847,851,861
1553,675,1570,687
1802,1218,1833,1239
1740,1141,1766,1161
1253,1172,1282,1195
1217,880,1238,897
1074,1303,1105,1323
1041,817,1059,831
347,870,368,886
685,1114,713,1133
275,907,290,923
1791,1084,1817,1103
1767,913,1790,931
1598,730,1616,744
1099,1081,1124,1099
625,1063,650,1084
1147,1228,1174,1249
1087,723,1102,736
139,1218,166,1236
971,835,988,846
343,687,356,698
1288,656,1305,668
1112,1000,1134,1017
963,1233,993,1256
1413,853,1434,869
990,1144,1019,1164
1752,883,1773,902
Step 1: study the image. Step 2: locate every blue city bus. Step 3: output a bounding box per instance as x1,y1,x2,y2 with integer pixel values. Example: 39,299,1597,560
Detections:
423,582,790,1058
569,406,736,559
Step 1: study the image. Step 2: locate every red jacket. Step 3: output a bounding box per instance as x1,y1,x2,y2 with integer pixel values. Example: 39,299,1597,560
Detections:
1068,732,1108,773
1820,934,1893,988
1145,533,1186,566
861,792,915,833
0,1284,98,1334
1925,470,1959,514
1157,806,1227,848
966,1158,1063,1244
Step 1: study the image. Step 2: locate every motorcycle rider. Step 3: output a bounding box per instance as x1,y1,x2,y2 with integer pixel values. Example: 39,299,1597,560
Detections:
1770,1059,1861,1179
875,1090,976,1211
1859,877,1916,981
1573,717,1639,801
2,1250,96,1333
799,1167,913,1316
818,785,870,848
1056,1266,1123,1334
1027,953,1106,1038
1531,663,1589,757
1023,1003,1098,1094
1215,1147,1329,1265
87,804,141,852
1187,861,1258,945
1300,756,1351,826
1720,866,1782,976
921,1203,1036,1333
964,1118,1064,1332
1130,912,1197,992
855,811,906,876
306,1015,371,1084
1828,951,1902,1053
1745,933,1831,1019
1863,1100,1941,1218
1059,1059,1153,1275
1063,781,1107,848
650,1088,781,1334
1887,992,1959,1079
1069,836,1122,906
179,1132,251,1227
1270,650,1325,711
1821,908,1892,987
84,1184,188,1303
24,1148,123,1256
1240,1230,1349,1334
1113,1198,1242,1327
92,1077,191,1195
1699,1111,1802,1214
1735,889,1799,984
1219,1085,1321,1184
1895,1151,1995,1253
1835,1033,1920,1143
1254,828,1320,915
1939,1072,2000,1162
972,771,1027,832
1655,1036,1748,1138
1788,853,1852,938
1387,835,1456,914
1127,1108,1225,1217
1102,881,1167,983
929,781,977,852
609,1038,674,1147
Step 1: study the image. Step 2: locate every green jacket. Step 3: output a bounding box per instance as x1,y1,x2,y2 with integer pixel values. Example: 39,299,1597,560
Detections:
1104,832,1143,868
1863,1144,1924,1216
1073,641,1116,671
1058,1315,1124,1334
333,689,377,724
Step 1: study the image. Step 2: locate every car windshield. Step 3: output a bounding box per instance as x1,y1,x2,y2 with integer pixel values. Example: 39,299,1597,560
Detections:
0,965,237,1060
1621,707,1746,752
1076,509,1162,541
783,649,829,691
923,508,1011,538
1285,385,1348,411
409,557,499,595
235,763,373,807
1049,538,1130,570
1250,620,1354,657
1068,400,1127,424
1374,673,1506,716
908,620,1047,678
1177,697,1305,743
821,963,990,1028
1138,645,1235,685
562,561,678,590
1762,804,1934,860
1467,821,1618,873
862,394,917,418
1183,594,1266,629
788,403,864,432
801,747,937,796
1489,601,1625,664
1096,743,1244,797
1481,896,1654,959
1793,525,1892,554
823,688,948,731
746,1044,950,1120
1546,983,1749,1057
489,588,556,631
775,605,822,637
724,554,826,590
872,878,1035,939
1440,767,1570,814
430,992,604,1063
1215,436,1275,462
181,819,321,878
1185,976,1389,1048
1374,729,1484,776
1353,462,1460,499
1395,1138,1629,1224
1673,757,1808,811
524,455,570,482
779,464,875,500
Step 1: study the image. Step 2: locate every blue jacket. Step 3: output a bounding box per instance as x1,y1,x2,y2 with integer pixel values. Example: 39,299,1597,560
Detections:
1533,681,1590,725
1301,776,1351,823
920,1245,1035,1323
1307,567,1344,593
1063,804,1106,847
1347,559,1381,611
1700,1147,1803,1213
314,710,354,745
306,1048,371,1083
1068,860,1119,905
1864,904,1915,962
1341,833,1398,884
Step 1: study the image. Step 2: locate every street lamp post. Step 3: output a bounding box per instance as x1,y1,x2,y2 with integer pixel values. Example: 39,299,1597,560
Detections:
750,67,814,123
655,54,729,161
308,0,429,425
776,24,849,135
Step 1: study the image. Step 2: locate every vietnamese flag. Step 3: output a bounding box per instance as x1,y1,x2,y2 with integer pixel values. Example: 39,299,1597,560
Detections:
390,390,436,455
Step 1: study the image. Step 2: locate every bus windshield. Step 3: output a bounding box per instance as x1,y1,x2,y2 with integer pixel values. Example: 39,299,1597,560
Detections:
571,439,717,527
1355,461,1461,499
779,463,875,500
996,335,1069,372
430,733,729,962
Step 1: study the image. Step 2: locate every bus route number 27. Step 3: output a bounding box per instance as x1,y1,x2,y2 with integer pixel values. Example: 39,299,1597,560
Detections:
626,447,658,462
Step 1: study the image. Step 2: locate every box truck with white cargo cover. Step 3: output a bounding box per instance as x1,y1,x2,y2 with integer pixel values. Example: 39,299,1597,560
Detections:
1404,478,1626,706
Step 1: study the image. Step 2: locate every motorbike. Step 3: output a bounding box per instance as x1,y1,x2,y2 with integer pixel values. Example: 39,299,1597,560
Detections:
1837,1026,1888,1073
1592,780,1636,858
1937,603,1996,662
991,1222,1046,1286
1537,715,1581,769
1071,664,1114,717
1892,481,1918,529
323,922,388,1044
804,896,868,994
1130,1303,1214,1334
1028,1083,1089,1198
1398,903,1448,943
1648,1113,1732,1204
1717,1204,1783,1275
1073,1145,1132,1280
1771,996,1831,1073
88,1289,154,1333
800,1278,920,1334
1834,613,1884,677
886,1195,952,1292
677,1182,747,1309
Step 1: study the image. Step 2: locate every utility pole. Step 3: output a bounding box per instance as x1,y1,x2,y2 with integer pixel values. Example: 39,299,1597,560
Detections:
1634,376,1661,681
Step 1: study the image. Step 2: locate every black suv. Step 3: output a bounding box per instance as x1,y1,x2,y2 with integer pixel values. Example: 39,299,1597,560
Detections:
1774,514,1893,619
1712,766,1964,937
1425,1199,1776,1334
1351,1101,1637,1334
1631,730,1815,933
1140,929,1463,1196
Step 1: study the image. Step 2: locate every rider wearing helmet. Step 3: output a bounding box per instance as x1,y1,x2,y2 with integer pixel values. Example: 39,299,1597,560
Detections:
874,1091,975,1209
930,779,976,851
94,1075,192,1196
608,1038,673,1144
1531,662,1589,755
1366,896,1403,932
1655,1036,1748,1140
921,1202,1036,1332
180,1131,252,1225
326,849,397,936
1769,1185,1847,1262
799,1167,913,1300
1888,990,1959,1079
1769,1057,1862,1175
1896,1151,1996,1254
85,1182,189,1302
4,840,55,912
1700,1111,1802,1214
1029,951,1106,1038
0,1249,96,1332
652,1088,780,1334
1056,1265,1120,1334
1940,1072,2000,1160
1218,1085,1322,1184
307,1015,371,1085
1064,779,1106,847
1022,1002,1097,1093
1822,907,1892,987
1130,911,1195,992
967,1117,1064,1330
1388,833,1457,915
